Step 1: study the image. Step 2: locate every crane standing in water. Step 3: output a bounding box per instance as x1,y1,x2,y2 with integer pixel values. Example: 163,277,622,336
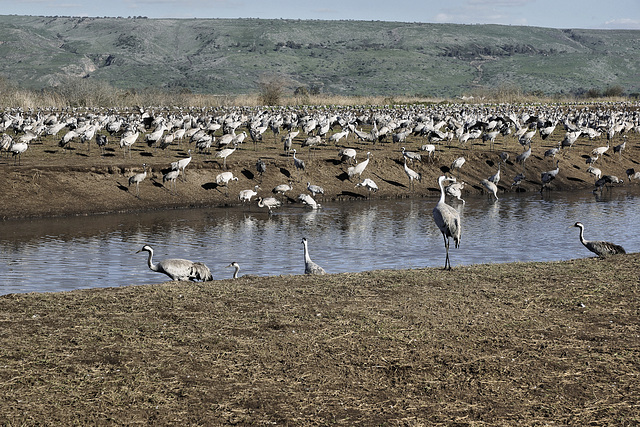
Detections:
433,175,461,270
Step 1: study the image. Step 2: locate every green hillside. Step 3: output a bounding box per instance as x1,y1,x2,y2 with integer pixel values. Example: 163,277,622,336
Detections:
0,15,638,97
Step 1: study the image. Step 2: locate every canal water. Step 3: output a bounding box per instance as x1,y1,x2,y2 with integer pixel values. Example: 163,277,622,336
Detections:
1,186,638,294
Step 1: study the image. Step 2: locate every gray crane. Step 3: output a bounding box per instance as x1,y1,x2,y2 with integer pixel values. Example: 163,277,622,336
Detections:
291,149,305,171
307,182,324,197
401,146,421,163
9,141,28,165
301,237,326,275
450,156,465,178
347,151,370,180
128,163,147,198
445,180,465,204
433,175,461,270
216,144,237,169
488,163,501,185
171,149,192,181
540,159,560,192
572,222,625,257
355,178,378,198
258,196,282,213
403,160,421,190
216,171,238,196
136,244,213,281
226,261,240,279
162,168,180,192
298,193,320,209
239,185,260,204
256,158,266,177
481,179,499,200
515,144,532,169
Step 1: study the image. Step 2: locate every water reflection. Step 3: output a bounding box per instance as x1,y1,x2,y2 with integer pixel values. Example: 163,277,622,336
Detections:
1,186,639,294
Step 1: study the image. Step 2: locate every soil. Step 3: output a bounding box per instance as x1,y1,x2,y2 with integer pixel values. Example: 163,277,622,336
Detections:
1,121,638,220
0,254,638,425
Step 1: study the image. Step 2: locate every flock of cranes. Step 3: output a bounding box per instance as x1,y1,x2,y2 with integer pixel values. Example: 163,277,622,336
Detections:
137,236,327,281
1,101,637,278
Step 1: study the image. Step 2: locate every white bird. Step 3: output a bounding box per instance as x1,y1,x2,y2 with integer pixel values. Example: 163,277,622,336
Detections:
162,168,180,191
136,244,212,281
226,261,240,279
119,130,139,158
128,164,147,198
216,171,238,189
403,160,421,190
433,175,461,270
273,182,293,197
592,142,609,157
338,148,357,164
301,237,326,275
572,222,625,258
420,144,436,161
586,166,602,180
451,156,465,178
9,141,28,165
239,185,260,203
481,179,499,200
355,178,378,197
445,180,465,204
257,196,281,213
307,182,324,197
171,149,192,180
330,129,349,144
298,193,320,209
347,151,370,180
216,144,237,169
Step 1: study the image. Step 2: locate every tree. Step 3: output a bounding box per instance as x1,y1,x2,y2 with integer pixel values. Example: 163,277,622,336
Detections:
258,74,288,106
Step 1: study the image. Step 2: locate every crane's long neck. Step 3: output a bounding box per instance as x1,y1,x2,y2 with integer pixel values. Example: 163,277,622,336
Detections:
233,265,239,279
303,242,312,263
577,225,588,246
438,178,446,204
145,249,159,272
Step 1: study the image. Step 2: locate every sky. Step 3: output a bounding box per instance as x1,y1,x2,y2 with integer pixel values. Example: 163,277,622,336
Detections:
1,0,639,30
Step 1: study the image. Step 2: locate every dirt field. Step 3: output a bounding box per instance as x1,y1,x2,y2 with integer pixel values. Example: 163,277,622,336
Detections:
0,254,638,425
1,111,638,220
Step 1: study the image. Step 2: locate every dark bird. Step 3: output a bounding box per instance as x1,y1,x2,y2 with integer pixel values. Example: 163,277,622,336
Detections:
572,222,625,257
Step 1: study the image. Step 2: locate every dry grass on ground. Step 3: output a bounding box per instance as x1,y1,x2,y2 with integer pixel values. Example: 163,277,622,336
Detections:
1,254,639,425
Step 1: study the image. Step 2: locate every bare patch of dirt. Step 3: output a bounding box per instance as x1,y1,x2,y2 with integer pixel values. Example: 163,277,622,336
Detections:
0,254,638,424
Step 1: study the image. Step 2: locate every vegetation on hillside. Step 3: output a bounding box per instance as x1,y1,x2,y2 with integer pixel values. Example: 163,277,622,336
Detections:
0,15,638,100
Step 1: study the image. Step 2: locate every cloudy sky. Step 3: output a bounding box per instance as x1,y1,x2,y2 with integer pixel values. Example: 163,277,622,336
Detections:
2,0,639,29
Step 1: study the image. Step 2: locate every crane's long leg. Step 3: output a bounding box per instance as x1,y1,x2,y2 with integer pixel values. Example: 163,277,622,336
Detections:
442,233,450,270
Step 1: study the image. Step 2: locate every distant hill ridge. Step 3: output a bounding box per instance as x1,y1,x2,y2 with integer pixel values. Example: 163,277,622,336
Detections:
0,15,638,97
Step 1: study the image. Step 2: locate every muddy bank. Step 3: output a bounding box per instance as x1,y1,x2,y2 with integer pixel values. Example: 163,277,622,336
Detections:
0,254,638,424
2,129,638,220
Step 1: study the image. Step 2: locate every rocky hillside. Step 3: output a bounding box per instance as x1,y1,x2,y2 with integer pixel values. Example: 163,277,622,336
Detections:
0,15,639,97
